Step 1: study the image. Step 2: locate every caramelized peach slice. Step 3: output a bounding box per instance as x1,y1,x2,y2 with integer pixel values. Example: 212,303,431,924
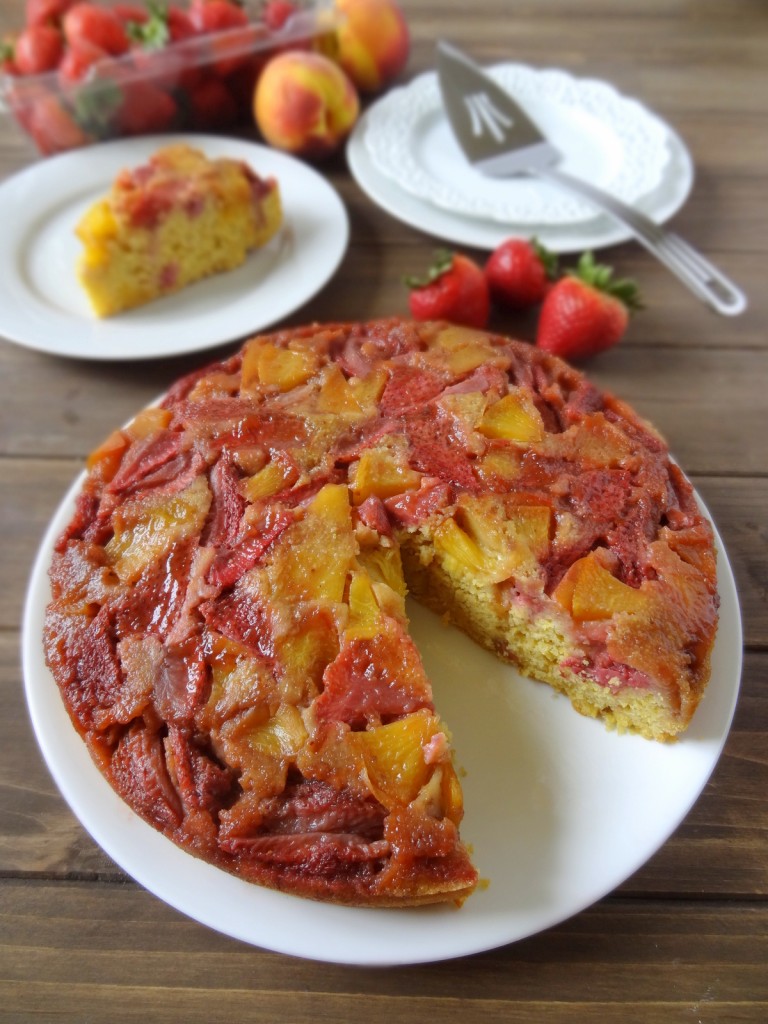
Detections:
86,428,129,481
506,504,552,560
441,762,464,826
356,710,442,809
274,607,341,704
476,447,523,484
198,635,278,731
345,570,382,640
430,324,497,375
554,552,647,620
478,390,545,444
661,522,718,580
355,546,407,621
265,483,355,605
295,721,367,797
543,412,635,467
348,366,388,411
459,497,551,572
241,339,318,392
187,370,241,402
433,516,490,576
219,703,308,798
88,409,174,482
317,364,365,415
244,702,308,761
351,447,422,503
241,455,299,502
407,757,464,827
105,475,211,583
125,406,173,440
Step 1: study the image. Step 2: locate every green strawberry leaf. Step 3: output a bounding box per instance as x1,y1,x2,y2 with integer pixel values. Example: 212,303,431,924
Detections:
530,237,559,281
403,249,454,289
569,251,643,311
126,1,171,50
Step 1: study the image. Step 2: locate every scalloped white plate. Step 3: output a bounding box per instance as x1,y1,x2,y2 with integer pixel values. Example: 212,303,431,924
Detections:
348,106,694,254
364,64,673,227
23,470,741,965
0,135,348,361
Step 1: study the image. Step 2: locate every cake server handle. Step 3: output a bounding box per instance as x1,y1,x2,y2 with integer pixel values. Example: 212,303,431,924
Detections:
538,165,748,317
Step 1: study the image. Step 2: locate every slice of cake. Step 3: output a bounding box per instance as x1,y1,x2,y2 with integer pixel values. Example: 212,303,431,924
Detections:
75,143,282,317
43,319,719,907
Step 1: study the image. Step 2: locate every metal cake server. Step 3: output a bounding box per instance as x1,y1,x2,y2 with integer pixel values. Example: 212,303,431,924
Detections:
436,41,747,316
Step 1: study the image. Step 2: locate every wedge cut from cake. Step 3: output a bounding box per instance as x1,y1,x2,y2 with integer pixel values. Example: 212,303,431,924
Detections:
75,143,282,317
43,319,719,906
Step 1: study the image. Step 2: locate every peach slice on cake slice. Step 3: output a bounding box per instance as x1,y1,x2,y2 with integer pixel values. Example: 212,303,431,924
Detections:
435,496,552,583
427,324,502,375
356,710,444,809
350,446,422,503
477,390,545,444
241,454,299,503
264,482,356,606
554,551,648,620
241,338,319,392
105,476,211,584
345,570,384,640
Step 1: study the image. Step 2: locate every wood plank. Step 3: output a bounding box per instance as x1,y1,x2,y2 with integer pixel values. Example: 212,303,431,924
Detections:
0,632,115,879
2,984,764,1024
620,654,768,896
0,880,766,1022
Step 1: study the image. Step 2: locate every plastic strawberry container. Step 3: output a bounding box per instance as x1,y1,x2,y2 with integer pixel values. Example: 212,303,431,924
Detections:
0,1,336,155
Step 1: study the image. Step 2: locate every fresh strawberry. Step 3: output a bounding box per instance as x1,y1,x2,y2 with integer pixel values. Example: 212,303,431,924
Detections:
406,249,490,329
112,4,149,28
263,0,299,30
57,37,107,81
62,3,130,56
188,0,255,75
116,78,178,134
24,92,90,153
13,23,63,74
535,252,641,360
166,5,198,43
485,236,557,309
25,0,75,29
188,0,250,34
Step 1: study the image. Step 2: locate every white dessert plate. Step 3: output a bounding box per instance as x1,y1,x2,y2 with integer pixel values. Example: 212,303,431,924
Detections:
348,105,694,253
23,473,741,966
364,64,673,226
0,135,348,361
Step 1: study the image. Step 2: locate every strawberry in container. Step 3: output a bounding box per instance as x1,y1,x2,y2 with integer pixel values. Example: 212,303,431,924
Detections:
0,0,334,155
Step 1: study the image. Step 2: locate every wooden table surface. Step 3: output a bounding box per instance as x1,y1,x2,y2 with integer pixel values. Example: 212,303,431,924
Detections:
1,1,766,1020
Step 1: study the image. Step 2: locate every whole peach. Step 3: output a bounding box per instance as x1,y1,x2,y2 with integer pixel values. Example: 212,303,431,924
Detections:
254,50,360,160
333,0,410,93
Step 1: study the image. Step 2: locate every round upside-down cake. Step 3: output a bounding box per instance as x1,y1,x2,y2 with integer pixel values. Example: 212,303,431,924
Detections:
43,319,719,906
